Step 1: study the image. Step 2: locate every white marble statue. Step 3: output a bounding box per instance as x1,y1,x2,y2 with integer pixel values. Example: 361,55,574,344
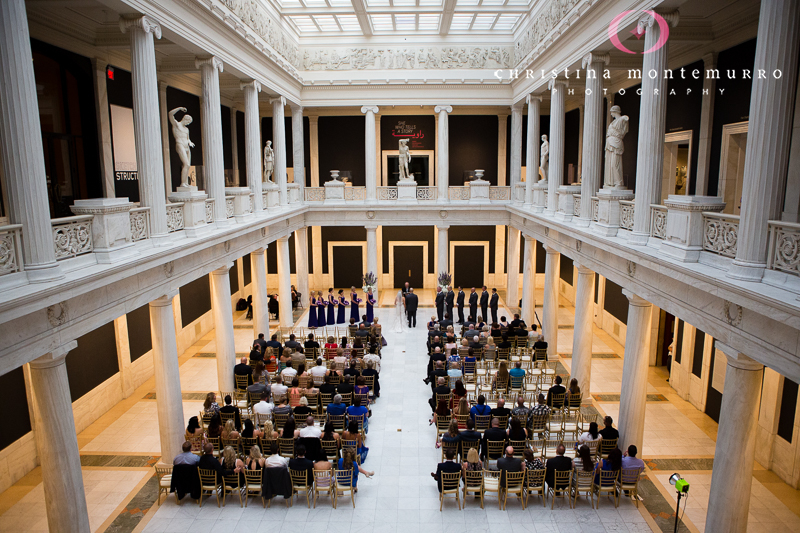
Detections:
398,138,413,181
540,134,549,182
168,107,194,188
603,105,629,189
263,140,274,182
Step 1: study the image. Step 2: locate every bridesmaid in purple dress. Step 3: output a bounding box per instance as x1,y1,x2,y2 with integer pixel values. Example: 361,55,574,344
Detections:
326,288,336,325
337,290,349,324
365,288,376,323
308,295,318,328
350,286,361,322
316,291,327,327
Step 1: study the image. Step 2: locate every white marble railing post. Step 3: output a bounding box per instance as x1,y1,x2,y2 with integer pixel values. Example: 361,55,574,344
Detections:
196,56,227,223
706,345,764,532
729,0,800,280
521,235,537,326
0,0,63,282
366,224,378,299
435,105,452,203
509,102,524,192
525,95,542,207
630,11,679,245
210,265,236,391
618,290,654,452
270,97,288,206
361,106,379,202
506,226,520,310
437,224,449,276
578,53,609,227
290,104,305,198
694,53,717,196
542,245,560,358
547,79,567,213
240,80,263,212
294,228,310,310
571,264,595,397
148,292,186,463
250,248,269,339
276,237,293,327
29,342,90,533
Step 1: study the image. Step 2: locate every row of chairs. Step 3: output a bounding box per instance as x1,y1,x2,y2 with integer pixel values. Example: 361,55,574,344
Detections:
440,436,619,464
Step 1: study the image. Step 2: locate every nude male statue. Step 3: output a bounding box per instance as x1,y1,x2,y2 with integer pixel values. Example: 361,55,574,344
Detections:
168,107,194,188
398,138,412,181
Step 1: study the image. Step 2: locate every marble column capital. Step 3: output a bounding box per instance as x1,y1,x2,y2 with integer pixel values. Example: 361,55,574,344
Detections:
270,96,286,107
277,235,290,243
436,223,451,230
622,289,651,308
526,94,542,105
548,78,569,91
581,52,610,69
523,234,536,243
150,291,179,306
212,263,234,275
364,223,378,231
361,105,379,114
574,262,594,275
240,79,261,92
637,9,679,34
702,52,718,68
195,56,223,73
119,14,162,38
715,343,764,371
511,101,525,111
30,341,78,369
434,105,452,114
290,103,303,113
543,244,559,254
91,57,108,71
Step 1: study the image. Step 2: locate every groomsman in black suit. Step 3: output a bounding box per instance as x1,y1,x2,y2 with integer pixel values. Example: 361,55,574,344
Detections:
480,286,489,322
435,287,445,323
405,288,419,328
490,288,499,324
445,286,455,320
456,287,465,324
469,287,478,321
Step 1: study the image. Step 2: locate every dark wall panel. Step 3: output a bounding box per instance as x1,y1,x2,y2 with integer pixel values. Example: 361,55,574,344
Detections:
666,60,704,194
243,253,252,286
382,226,434,274
564,108,580,183
221,105,233,174
675,320,685,364
317,116,365,185
778,378,799,443
166,87,203,191
320,227,366,274
0,368,31,450
127,303,152,362
236,110,246,187
612,84,641,190
450,115,499,185
381,115,435,151
265,234,297,275
449,226,496,274
603,279,628,324
692,329,706,378
180,275,211,328
260,116,311,184
229,264,239,295
560,255,573,285
536,240,545,273
66,322,119,402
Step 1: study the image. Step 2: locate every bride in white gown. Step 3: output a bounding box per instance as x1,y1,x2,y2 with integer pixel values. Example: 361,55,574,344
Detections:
393,290,406,333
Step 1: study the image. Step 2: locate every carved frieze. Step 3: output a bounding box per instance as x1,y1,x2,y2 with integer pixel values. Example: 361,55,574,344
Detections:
301,46,512,71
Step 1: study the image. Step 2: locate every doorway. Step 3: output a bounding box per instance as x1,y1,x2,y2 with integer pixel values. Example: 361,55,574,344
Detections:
332,246,363,288
661,130,693,203
719,122,748,215
453,246,485,288
393,245,424,288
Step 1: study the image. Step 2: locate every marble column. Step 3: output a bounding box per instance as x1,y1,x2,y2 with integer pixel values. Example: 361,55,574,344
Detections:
149,292,186,462
294,228,310,312
362,106,379,201
525,95,541,206
706,345,764,532
617,290,653,452
435,105,452,203
437,224,449,275
290,104,305,197
521,235,537,326
730,0,800,280
250,248,269,338
509,102,524,189
547,79,567,213
506,226,520,310
0,0,63,282
497,115,508,186
542,245,560,358
276,237,293,327
694,53,717,196
571,264,595,397
309,116,320,187
91,58,115,198
29,343,90,533
629,11,679,245
210,265,236,391
271,97,289,206
195,56,227,222
366,225,378,298
578,53,609,226
158,80,172,198
240,80,263,212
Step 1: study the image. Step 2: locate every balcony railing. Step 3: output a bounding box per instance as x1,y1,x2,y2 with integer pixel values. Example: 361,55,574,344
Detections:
376,187,398,201
166,203,184,233
703,212,739,258
513,182,525,202
52,215,94,260
0,224,24,275
448,186,470,201
344,186,367,201
767,220,800,276
650,205,667,239
573,196,581,217
247,193,254,214
416,186,437,201
304,187,325,202
225,196,234,218
205,199,214,223
130,207,151,241
490,186,510,201
620,200,635,231
591,197,599,222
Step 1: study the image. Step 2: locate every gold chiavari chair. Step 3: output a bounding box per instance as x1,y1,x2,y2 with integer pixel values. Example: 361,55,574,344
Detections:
482,469,502,509
549,470,572,509
495,414,509,429
524,468,546,508
571,469,595,509
463,470,484,508
441,440,459,462
327,413,346,433
530,413,548,438
547,411,564,436
439,471,462,510
618,468,643,508
507,439,528,455
339,392,353,406
435,416,451,437
563,413,580,439
528,438,545,458
244,470,265,507
593,470,620,508
241,437,259,457
485,440,505,467
460,439,480,462
474,414,492,432
198,468,221,508
222,471,244,507
154,464,173,506
599,438,618,460
322,439,341,461
533,348,547,363
273,412,289,431
290,469,312,508
542,439,562,460
278,437,295,458
206,436,221,457
503,471,526,510
313,469,336,508
562,440,578,459
335,469,356,508
235,374,250,391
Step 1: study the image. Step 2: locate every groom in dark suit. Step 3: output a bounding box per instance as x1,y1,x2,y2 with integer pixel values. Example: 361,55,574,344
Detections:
405,288,419,328
445,286,455,321
490,288,499,324
435,287,445,323
469,287,478,322
480,286,489,322
456,287,465,324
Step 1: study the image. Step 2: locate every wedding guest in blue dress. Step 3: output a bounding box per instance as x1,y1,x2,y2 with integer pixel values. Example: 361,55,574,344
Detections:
308,295,318,328
350,287,361,322
365,288,376,323
317,291,327,327
327,288,336,325
337,290,349,324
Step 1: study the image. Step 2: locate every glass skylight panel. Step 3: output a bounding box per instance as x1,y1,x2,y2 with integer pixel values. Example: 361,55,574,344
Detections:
303,0,328,6
280,0,303,6
494,13,520,29
336,14,362,31
418,13,440,30
314,14,340,31
289,15,318,31
450,13,474,29
370,14,394,30
480,0,506,5
505,0,530,4
394,13,416,30
472,13,497,29
455,0,480,5
392,0,417,6
365,0,390,6
327,0,352,5
419,0,443,5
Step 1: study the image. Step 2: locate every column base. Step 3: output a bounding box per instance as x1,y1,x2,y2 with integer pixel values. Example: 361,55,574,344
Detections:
727,259,766,282
554,212,573,223
628,231,650,246
149,232,173,247
532,205,545,213
575,216,591,228
25,261,65,284
437,197,449,205
590,221,619,237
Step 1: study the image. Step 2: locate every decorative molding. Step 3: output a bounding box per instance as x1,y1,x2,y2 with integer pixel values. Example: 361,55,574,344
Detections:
224,241,231,253
164,261,175,278
626,260,636,277
544,227,549,237
366,211,376,220
514,0,598,68
195,56,224,72
302,46,512,71
47,302,68,327
723,300,742,327
261,228,267,237
439,210,448,219
576,240,582,252
119,15,162,39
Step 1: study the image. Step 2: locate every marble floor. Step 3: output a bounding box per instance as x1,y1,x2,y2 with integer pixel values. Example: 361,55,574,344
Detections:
0,295,799,533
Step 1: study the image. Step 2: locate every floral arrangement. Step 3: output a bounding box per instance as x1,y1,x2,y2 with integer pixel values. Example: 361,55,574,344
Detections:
362,271,378,292
437,271,452,289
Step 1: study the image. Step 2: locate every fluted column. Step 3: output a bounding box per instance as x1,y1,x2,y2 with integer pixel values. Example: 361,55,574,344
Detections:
251,248,269,338
30,343,90,532
290,104,305,196
271,97,288,206
92,58,115,198
158,80,172,198
694,53,717,196
509,102,524,190
571,264,595,397
547,79,567,213
240,80,263,212
729,0,800,280
525,95,541,206
578,53,609,226
521,236,537,326
542,245,560,358
276,237,293,327
210,265,236,391
0,0,62,282
506,226,520,310
617,290,654,452
196,56,227,222
437,224,449,275
294,228,309,311
361,106,379,201
149,292,186,462
435,105,452,203
706,346,764,532
630,11,679,245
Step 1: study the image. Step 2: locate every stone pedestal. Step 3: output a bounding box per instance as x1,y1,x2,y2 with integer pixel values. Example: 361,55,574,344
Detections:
532,181,548,213
70,198,136,263
555,185,581,222
397,179,418,203
169,190,209,237
469,179,490,204
324,179,345,204
224,186,252,222
592,187,634,237
660,195,725,262
263,181,279,210
287,182,300,204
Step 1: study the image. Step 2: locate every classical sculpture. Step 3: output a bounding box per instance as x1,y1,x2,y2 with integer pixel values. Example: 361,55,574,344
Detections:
263,140,274,182
398,138,413,181
168,107,194,188
540,134,549,182
603,105,629,189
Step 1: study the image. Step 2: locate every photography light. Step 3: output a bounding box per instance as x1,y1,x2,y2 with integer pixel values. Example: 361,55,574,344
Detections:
669,473,690,533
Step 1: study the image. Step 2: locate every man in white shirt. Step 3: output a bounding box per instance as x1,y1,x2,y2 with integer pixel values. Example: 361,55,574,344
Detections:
264,442,289,468
298,416,322,438
309,359,328,378
252,391,274,417
363,350,381,373
271,375,288,399
280,361,297,382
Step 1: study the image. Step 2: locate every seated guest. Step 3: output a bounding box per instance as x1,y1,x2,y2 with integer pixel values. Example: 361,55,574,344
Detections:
511,396,530,422
621,445,646,482
514,324,529,342
566,378,582,406
198,443,222,475
280,361,297,382
288,444,314,484
342,420,369,464
572,444,594,474
304,333,320,353
425,358,446,387
481,418,507,461
324,336,338,358
362,347,381,373
453,396,470,428
354,375,369,398
253,391,274,417
499,316,509,328
343,360,360,379
463,347,477,367
360,314,371,328
247,364,269,397
475,315,485,329
546,375,566,408
272,397,293,417
219,394,241,429
338,448,374,491
596,448,623,487
203,392,220,416
523,447,544,471
355,324,369,338
346,396,370,433
265,333,282,357
509,361,526,380
533,335,548,352
496,333,512,350
204,415,221,438
265,441,289,468
185,416,204,452
333,347,348,373
233,357,252,388
440,313,453,330
427,316,437,330
464,325,479,341
431,449,461,492
246,445,266,470
451,380,467,406
462,447,483,473
327,394,347,416
431,398,451,429
507,417,527,441
254,333,267,355
264,347,278,373
447,361,463,381
337,375,355,395
468,335,482,350
241,418,263,440
429,376,450,412
281,416,300,440
291,348,306,369
293,396,313,419
221,419,239,440
220,445,245,476
436,419,461,450
463,316,476,330
285,333,303,354
444,336,458,357
545,445,573,490
271,375,288,400
600,416,619,441
318,374,337,397
310,358,328,379
361,361,380,397
509,314,522,329
460,418,482,444
173,441,199,465
491,398,511,420
490,323,502,338
470,394,492,421
492,362,510,392
578,422,602,447
497,446,525,488
249,343,263,363
429,335,444,353
299,416,322,438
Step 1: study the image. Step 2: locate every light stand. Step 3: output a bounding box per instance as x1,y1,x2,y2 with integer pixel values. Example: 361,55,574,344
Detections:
669,473,690,533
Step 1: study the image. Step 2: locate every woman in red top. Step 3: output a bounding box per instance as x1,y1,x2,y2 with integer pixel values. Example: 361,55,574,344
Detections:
264,347,278,373
324,336,338,360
